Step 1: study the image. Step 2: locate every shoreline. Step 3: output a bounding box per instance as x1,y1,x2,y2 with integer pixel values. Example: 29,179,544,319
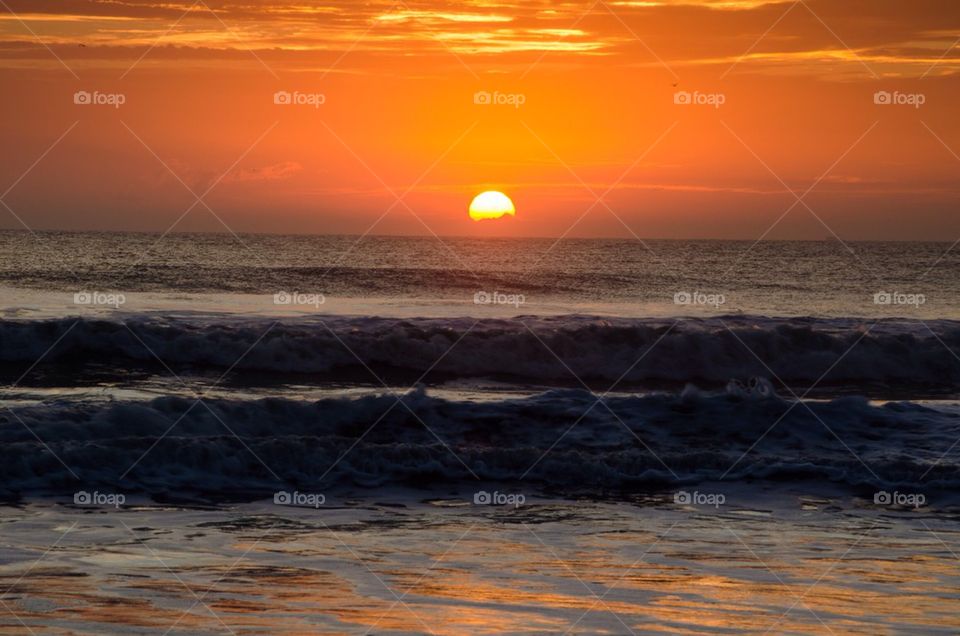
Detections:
1,487,957,634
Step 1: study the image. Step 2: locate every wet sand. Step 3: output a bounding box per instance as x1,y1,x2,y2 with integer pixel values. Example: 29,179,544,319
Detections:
1,487,958,635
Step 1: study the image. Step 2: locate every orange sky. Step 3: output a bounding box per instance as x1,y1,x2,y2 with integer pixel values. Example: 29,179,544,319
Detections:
0,0,958,239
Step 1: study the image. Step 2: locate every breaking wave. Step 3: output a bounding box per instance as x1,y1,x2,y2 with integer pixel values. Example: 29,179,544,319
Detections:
1,384,957,498
1,314,959,390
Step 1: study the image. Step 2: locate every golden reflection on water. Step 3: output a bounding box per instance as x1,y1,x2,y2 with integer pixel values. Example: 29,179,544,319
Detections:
0,506,958,635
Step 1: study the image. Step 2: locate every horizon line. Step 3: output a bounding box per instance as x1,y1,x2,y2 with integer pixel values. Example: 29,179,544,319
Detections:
0,227,957,244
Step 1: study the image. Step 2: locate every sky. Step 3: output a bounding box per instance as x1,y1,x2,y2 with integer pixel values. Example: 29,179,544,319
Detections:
0,0,958,239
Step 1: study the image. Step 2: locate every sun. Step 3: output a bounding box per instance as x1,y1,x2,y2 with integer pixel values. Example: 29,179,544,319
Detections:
469,191,515,221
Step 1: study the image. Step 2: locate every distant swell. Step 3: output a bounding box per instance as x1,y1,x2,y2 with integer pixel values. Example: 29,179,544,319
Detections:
1,315,960,391
1,385,958,498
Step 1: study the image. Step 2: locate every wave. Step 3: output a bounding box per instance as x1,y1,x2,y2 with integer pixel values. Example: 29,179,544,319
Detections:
1,384,957,498
2,314,960,391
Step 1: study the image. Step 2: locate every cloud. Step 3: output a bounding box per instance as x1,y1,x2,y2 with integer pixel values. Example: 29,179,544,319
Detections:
609,0,794,8
0,0,957,85
222,161,302,183
0,0,958,77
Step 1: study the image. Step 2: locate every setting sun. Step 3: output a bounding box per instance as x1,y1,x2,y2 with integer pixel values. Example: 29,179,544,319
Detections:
469,191,516,222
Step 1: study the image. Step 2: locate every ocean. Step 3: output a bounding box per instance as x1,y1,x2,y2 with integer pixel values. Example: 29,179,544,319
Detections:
2,231,958,318
1,231,959,634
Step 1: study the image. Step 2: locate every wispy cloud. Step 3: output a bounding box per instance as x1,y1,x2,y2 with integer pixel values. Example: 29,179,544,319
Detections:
0,0,956,77
222,161,303,183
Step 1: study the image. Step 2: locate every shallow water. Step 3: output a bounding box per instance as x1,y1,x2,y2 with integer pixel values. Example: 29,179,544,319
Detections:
2,489,958,635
